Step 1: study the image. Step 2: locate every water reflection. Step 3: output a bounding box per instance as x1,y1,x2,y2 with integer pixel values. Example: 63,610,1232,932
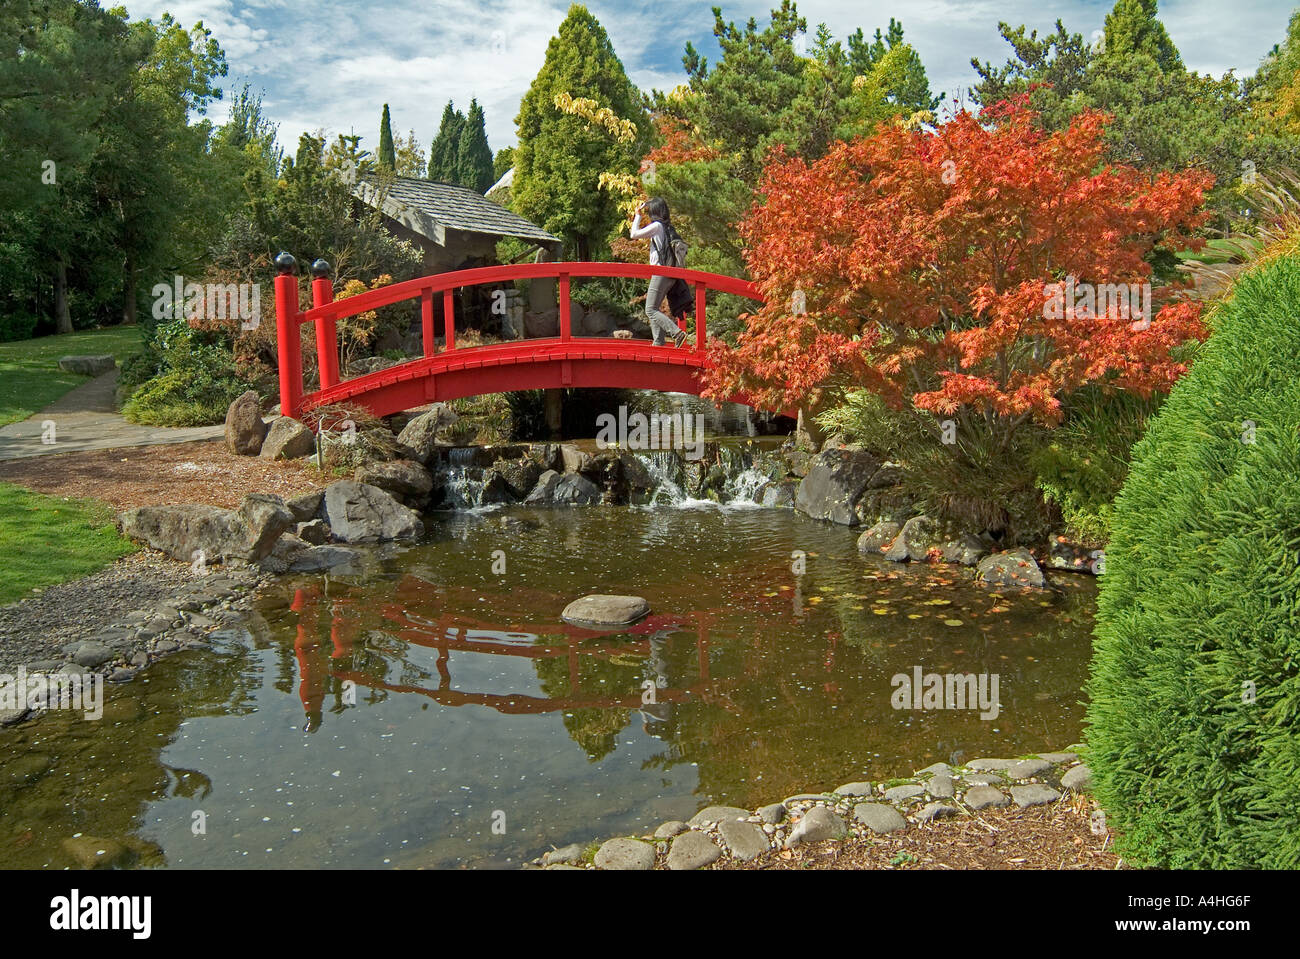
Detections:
1,507,1098,869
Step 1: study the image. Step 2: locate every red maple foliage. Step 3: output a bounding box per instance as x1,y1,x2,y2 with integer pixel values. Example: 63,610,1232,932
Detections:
701,98,1214,432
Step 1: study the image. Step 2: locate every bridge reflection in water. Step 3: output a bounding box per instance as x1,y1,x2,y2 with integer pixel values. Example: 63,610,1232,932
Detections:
287,579,724,736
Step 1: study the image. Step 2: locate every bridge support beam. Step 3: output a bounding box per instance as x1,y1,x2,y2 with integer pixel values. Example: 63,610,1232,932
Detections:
544,389,563,439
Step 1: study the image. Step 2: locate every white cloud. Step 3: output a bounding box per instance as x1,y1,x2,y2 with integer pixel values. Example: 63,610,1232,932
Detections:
122,0,1296,158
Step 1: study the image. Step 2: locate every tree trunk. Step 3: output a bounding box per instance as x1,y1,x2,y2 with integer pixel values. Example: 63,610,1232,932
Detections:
121,255,136,326
54,258,72,334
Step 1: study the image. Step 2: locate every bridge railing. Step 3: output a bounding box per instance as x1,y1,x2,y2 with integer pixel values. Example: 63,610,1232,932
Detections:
271,253,763,419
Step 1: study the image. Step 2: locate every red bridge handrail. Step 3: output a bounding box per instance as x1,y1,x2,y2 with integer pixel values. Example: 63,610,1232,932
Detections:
272,255,765,421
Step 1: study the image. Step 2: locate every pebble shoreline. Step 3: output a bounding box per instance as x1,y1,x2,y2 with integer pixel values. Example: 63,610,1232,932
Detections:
0,550,269,727
529,753,1095,870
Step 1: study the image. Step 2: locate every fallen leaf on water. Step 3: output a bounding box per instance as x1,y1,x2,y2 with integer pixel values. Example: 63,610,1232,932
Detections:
943,619,963,627
907,613,923,619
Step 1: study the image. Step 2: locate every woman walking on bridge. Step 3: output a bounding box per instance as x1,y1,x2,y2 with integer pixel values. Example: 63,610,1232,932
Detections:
630,198,688,348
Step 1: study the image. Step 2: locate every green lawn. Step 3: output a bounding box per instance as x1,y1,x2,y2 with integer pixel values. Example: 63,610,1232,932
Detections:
0,325,142,426
0,482,136,604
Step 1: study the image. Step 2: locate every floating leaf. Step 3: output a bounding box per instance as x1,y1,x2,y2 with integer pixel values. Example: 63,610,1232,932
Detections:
943,619,963,627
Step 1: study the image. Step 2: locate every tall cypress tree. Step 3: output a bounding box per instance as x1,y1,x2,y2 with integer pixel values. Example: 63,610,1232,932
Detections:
514,4,648,257
378,103,396,170
427,101,465,182
1101,0,1182,72
456,99,495,192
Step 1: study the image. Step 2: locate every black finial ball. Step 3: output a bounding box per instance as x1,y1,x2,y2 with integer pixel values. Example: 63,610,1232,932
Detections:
310,259,331,279
274,251,297,275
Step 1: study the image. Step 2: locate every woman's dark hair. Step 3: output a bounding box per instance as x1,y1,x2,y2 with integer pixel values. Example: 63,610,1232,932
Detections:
645,196,671,227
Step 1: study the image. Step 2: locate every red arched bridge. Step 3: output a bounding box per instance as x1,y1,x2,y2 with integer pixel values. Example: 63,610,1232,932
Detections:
272,253,768,421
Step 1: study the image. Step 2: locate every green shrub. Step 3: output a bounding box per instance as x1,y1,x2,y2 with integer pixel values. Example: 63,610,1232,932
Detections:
121,320,254,426
816,390,1055,543
1029,388,1166,544
0,310,39,343
1085,255,1300,869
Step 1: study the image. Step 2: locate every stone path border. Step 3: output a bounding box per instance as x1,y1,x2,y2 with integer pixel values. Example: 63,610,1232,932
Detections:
529,752,1094,870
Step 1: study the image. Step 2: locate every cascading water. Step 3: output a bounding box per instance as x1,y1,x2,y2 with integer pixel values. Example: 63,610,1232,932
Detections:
441,447,496,509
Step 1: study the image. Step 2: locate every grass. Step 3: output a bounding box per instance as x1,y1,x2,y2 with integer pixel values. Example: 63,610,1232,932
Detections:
0,482,136,604
1175,236,1263,264
0,325,142,426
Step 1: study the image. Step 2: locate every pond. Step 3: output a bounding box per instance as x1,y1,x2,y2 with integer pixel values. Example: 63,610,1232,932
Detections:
0,502,1095,869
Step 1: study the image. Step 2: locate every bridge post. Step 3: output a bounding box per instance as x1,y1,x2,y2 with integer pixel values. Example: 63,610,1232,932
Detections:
310,259,338,390
695,283,707,350
443,288,456,350
421,288,434,356
557,272,571,341
273,252,303,420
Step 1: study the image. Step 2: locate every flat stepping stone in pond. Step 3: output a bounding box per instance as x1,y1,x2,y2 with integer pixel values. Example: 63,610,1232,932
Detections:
562,594,650,627
927,774,956,799
1008,758,1053,780
1010,785,1062,808
718,820,769,861
916,802,960,823
653,821,688,839
854,803,907,834
667,831,721,870
1061,765,1093,791
964,786,1010,810
832,781,875,797
966,758,1019,771
883,784,927,802
688,805,751,828
1037,752,1078,763
785,806,847,847
594,837,655,870
758,803,787,824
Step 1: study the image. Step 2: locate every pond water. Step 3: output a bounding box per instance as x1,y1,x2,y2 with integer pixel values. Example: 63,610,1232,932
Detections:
0,502,1095,869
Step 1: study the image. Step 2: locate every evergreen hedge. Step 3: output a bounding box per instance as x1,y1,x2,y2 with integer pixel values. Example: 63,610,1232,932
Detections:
1086,255,1300,868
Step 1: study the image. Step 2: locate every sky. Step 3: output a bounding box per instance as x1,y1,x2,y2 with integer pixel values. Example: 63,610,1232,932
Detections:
120,0,1298,160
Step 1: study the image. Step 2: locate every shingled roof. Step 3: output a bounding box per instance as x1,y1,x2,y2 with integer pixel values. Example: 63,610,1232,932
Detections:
353,173,559,248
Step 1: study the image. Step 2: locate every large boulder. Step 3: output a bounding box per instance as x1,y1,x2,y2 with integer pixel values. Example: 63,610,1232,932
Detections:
355,459,434,501
57,355,116,376
940,533,988,566
976,547,1046,588
580,308,615,337
524,471,601,506
119,494,293,563
320,481,425,543
883,515,941,562
488,457,543,500
224,390,268,456
857,520,901,555
396,405,460,463
260,417,315,460
794,448,883,526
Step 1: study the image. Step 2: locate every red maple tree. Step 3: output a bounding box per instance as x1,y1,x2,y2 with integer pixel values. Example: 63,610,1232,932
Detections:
702,98,1214,438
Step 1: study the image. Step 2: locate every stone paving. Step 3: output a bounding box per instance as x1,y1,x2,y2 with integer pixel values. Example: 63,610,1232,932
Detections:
0,371,223,461
531,752,1094,870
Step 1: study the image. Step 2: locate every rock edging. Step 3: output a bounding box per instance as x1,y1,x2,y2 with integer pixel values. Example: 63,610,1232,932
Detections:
528,751,1094,870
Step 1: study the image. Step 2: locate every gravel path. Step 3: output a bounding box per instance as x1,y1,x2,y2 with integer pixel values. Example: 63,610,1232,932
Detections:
0,550,265,681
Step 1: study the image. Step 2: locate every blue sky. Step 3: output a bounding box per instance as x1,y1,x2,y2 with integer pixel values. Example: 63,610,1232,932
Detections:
120,0,1297,158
